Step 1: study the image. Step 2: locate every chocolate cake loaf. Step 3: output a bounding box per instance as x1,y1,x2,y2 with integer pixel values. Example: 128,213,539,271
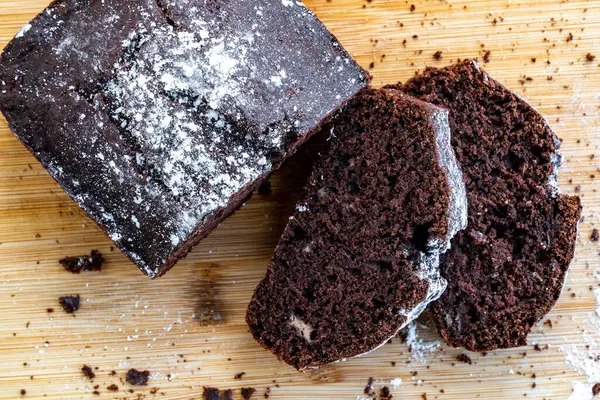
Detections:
393,61,581,351
246,89,467,370
0,0,368,278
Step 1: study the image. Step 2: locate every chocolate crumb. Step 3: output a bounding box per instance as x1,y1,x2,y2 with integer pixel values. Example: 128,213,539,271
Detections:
575,185,581,192
234,372,246,380
586,53,596,62
410,4,415,11
106,384,118,392
82,365,95,380
369,62,375,69
364,377,375,395
483,50,491,63
593,383,600,396
456,354,473,364
21,389,26,396
433,51,443,61
59,295,80,313
59,250,104,274
591,229,599,241
47,308,54,313
203,387,233,400
381,386,393,399
125,369,149,386
242,387,256,400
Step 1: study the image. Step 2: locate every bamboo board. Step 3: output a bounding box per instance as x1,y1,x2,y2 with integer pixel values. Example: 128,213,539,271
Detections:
0,0,599,399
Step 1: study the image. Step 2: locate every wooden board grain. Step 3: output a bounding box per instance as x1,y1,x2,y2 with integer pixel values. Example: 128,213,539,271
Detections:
0,1,599,399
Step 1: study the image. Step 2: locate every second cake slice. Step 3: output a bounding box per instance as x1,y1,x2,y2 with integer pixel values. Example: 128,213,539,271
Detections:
246,89,467,370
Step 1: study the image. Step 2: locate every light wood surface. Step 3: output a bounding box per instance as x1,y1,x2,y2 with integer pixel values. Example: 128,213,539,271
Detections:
0,0,599,399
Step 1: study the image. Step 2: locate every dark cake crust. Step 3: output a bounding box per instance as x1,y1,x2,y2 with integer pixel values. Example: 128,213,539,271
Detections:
246,89,467,370
0,0,368,278
395,60,581,351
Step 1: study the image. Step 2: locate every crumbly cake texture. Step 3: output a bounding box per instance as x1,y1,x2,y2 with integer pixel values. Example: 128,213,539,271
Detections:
395,60,582,351
0,0,368,278
246,89,467,370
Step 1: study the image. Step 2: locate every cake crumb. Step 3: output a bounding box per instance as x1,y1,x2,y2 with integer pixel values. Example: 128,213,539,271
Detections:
59,250,104,273
483,50,491,63
364,377,375,395
456,354,473,364
433,51,443,61
59,295,80,313
125,369,149,386
242,387,256,400
381,386,393,399
204,387,233,400
82,365,95,380
591,229,599,241
106,384,118,392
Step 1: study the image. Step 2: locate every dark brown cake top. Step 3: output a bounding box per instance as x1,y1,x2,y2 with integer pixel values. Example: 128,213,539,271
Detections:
0,0,367,277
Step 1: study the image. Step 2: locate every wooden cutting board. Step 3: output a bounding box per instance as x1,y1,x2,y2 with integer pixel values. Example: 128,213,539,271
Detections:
0,1,599,399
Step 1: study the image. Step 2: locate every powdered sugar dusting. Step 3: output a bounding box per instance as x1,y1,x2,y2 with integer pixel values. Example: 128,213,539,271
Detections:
560,268,600,399
104,25,278,247
389,377,402,388
405,321,441,365
15,24,31,39
0,0,368,276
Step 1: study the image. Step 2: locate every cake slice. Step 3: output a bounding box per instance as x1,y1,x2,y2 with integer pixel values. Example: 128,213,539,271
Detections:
394,60,581,351
246,89,467,370
0,0,368,278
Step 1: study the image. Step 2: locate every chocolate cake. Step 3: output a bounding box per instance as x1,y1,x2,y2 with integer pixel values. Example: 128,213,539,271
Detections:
246,89,467,370
0,0,368,278
394,60,581,351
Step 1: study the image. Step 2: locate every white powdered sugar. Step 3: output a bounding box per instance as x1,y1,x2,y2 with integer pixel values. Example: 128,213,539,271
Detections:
104,25,285,248
15,23,31,39
333,319,441,369
389,377,403,388
560,268,600,399
405,321,441,365
430,109,468,249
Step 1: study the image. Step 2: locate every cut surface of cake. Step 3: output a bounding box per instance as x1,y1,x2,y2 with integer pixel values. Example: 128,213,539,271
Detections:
0,0,368,277
246,88,467,370
395,60,581,351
